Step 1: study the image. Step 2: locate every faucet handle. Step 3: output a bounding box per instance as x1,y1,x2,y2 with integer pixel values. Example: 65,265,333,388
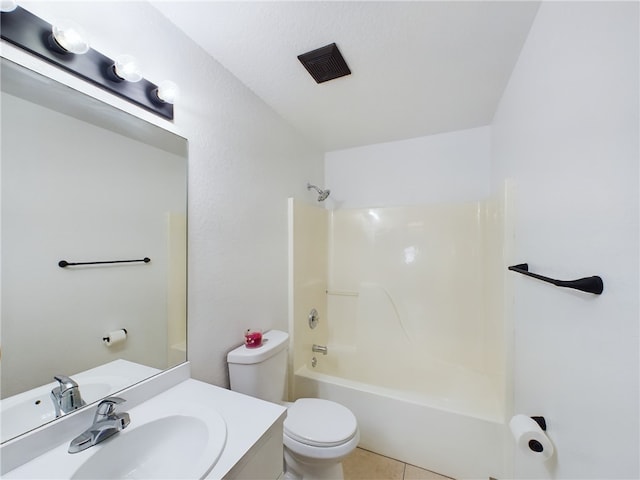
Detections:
53,375,79,392
51,375,85,417
312,344,328,355
95,397,126,420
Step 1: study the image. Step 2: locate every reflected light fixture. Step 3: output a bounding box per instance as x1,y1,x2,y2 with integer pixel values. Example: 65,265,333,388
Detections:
0,6,176,120
50,19,90,54
367,210,380,222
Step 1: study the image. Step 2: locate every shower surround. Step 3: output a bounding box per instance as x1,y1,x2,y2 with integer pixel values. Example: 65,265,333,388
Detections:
288,194,512,479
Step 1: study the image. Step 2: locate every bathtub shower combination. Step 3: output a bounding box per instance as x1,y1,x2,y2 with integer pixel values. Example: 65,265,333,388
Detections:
288,195,512,480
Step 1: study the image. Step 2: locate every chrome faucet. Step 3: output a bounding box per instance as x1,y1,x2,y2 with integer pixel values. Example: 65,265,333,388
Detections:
68,397,130,454
312,344,328,355
51,375,85,417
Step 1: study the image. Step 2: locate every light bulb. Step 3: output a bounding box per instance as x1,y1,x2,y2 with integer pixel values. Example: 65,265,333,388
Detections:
113,54,142,82
0,0,17,12
51,20,90,54
156,80,179,104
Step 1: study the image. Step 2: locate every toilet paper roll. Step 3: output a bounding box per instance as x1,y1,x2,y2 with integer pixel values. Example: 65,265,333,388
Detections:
103,329,127,347
509,414,554,461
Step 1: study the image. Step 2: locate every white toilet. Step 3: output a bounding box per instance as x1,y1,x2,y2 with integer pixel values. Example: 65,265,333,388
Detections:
227,329,359,480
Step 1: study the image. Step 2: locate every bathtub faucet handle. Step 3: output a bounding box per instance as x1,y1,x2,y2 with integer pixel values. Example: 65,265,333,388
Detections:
312,344,328,355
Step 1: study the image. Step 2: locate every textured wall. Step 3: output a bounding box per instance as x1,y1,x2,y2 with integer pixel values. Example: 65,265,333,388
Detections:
3,1,324,388
491,2,639,478
324,126,491,209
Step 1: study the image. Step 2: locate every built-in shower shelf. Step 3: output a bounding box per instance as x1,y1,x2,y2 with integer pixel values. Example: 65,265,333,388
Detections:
326,290,359,297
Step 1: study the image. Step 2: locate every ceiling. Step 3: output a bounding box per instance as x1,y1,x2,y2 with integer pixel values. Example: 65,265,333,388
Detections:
152,1,540,152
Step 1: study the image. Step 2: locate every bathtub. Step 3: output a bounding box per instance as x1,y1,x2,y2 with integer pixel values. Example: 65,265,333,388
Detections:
288,198,512,479
293,359,509,480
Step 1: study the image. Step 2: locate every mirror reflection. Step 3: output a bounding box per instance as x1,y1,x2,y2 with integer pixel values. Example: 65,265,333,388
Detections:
0,58,188,443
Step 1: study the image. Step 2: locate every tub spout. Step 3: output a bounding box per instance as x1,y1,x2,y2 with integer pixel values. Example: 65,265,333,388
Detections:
312,344,328,355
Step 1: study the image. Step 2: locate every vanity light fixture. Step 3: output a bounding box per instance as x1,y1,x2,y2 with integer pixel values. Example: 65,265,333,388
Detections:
112,54,143,83
50,19,90,54
0,0,17,12
0,6,175,120
154,80,179,104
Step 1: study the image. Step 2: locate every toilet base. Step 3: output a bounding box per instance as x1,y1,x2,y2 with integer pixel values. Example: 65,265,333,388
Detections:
284,448,345,480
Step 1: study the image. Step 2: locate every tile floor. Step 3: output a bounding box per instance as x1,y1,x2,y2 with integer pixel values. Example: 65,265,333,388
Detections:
342,448,454,480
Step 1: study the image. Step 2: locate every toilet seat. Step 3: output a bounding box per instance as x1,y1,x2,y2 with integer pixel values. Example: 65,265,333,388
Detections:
284,398,358,447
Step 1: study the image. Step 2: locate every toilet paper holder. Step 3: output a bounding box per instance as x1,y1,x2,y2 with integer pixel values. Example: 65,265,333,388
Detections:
510,414,553,459
531,416,547,431
103,329,127,342
529,416,547,453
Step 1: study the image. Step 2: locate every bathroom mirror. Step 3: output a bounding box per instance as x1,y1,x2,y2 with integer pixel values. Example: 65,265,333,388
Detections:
0,58,188,442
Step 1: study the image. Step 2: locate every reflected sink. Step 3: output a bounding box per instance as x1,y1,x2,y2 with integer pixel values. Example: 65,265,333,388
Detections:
1,360,161,443
71,412,227,479
1,383,111,442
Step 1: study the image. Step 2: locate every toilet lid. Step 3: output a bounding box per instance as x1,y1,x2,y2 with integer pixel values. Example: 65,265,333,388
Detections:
284,398,358,447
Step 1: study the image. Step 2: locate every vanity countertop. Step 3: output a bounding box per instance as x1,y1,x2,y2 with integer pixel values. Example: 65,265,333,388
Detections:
2,368,287,479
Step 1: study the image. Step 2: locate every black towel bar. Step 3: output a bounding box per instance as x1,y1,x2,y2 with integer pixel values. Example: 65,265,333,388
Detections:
508,263,603,295
58,257,151,268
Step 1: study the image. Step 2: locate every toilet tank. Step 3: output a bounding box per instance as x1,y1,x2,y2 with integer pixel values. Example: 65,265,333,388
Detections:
227,329,289,403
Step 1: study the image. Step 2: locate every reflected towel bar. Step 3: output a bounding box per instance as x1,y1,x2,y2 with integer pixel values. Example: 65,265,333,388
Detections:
58,257,151,268
508,263,603,295
326,290,359,297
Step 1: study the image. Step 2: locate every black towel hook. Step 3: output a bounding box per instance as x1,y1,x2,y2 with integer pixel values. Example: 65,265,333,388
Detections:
508,263,603,295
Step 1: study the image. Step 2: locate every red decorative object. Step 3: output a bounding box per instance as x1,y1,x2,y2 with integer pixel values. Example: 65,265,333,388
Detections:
244,330,263,348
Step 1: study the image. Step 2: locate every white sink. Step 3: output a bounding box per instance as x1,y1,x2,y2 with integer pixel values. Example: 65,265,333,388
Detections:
71,413,226,479
1,374,284,480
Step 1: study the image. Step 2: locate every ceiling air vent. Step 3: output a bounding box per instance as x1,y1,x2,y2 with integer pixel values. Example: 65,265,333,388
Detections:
297,43,351,84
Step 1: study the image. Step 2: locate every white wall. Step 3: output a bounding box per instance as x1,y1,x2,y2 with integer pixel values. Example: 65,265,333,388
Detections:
325,126,490,209
491,2,639,478
2,1,323,388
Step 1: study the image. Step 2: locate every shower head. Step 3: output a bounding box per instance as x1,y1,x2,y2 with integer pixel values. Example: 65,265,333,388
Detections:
307,183,331,202
317,189,331,201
